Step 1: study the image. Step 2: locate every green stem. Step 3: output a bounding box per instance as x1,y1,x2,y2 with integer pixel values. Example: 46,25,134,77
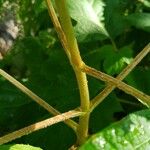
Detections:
54,0,90,145
82,65,150,108
90,43,150,111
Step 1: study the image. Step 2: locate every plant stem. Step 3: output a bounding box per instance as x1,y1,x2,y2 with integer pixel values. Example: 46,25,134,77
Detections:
0,110,84,145
82,65,150,108
0,69,78,131
54,0,90,145
89,43,150,111
45,0,71,59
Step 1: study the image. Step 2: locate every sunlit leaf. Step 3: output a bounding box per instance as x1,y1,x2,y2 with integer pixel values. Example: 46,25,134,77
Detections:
80,109,150,150
67,0,109,42
103,45,133,75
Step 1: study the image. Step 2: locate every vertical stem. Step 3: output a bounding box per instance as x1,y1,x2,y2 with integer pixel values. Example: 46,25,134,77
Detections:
54,0,90,145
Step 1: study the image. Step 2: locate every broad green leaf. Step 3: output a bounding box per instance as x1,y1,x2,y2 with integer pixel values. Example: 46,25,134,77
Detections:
80,109,150,150
0,144,42,150
126,13,150,32
67,0,109,42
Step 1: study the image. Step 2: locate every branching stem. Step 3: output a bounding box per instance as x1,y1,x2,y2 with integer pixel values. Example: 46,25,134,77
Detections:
82,65,150,108
54,0,90,145
0,0,149,148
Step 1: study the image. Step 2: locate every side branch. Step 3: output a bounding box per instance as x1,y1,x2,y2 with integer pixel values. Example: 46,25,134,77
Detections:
86,43,150,111
0,69,78,131
82,65,150,107
0,110,84,145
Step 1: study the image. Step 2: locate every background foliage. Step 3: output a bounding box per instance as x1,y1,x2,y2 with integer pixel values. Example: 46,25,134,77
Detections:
0,0,150,149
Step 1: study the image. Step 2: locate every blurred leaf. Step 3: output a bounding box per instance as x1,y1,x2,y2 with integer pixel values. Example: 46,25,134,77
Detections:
19,0,51,35
80,109,150,150
90,93,123,133
0,80,30,109
32,0,46,16
126,13,150,32
20,37,80,111
142,0,150,7
38,31,56,48
0,144,42,150
67,0,109,42
84,44,133,75
125,68,150,95
83,45,115,70
23,123,76,150
103,45,133,75
104,0,130,38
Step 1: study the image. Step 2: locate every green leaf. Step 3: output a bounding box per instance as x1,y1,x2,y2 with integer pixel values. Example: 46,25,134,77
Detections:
0,81,30,109
90,93,123,133
104,0,129,38
67,0,109,42
126,13,150,32
24,123,76,150
103,45,133,75
84,44,133,75
0,37,78,149
0,144,42,150
125,68,150,95
19,0,51,35
142,0,150,7
83,45,115,70
38,31,56,48
80,109,150,150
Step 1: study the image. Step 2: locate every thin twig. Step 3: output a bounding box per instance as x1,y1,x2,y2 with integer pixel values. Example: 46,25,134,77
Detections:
45,0,71,59
0,69,78,131
83,65,150,107
84,43,150,111
0,110,84,145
